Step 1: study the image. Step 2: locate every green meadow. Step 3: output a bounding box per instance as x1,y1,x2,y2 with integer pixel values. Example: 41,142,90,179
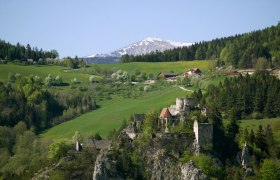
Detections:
0,60,214,140
41,86,189,139
94,60,210,76
238,118,280,142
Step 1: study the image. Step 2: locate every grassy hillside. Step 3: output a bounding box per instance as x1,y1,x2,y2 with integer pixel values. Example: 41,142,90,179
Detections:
94,60,210,76
0,60,210,81
0,64,91,85
41,86,189,139
0,61,209,140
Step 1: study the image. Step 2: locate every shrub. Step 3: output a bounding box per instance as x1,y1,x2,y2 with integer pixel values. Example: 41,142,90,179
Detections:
8,72,16,82
260,159,280,180
89,75,95,83
143,85,151,92
251,112,263,119
192,154,223,178
55,75,62,85
71,77,79,84
44,74,53,86
48,141,70,162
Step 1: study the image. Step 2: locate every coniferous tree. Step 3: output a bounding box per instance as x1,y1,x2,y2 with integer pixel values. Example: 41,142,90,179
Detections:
256,125,268,153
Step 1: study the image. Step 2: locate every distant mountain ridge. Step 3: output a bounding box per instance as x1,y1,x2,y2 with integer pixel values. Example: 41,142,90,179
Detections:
83,37,192,64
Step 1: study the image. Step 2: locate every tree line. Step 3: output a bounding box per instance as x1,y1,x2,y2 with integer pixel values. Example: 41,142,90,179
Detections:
120,23,280,69
0,39,58,62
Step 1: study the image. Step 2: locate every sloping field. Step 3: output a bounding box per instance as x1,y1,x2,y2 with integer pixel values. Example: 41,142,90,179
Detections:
41,86,189,139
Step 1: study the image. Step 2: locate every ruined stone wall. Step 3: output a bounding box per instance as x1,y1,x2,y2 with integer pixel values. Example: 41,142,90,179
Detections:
198,123,213,148
193,120,213,148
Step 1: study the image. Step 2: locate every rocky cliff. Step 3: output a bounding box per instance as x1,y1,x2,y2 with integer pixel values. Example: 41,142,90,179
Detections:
92,131,207,179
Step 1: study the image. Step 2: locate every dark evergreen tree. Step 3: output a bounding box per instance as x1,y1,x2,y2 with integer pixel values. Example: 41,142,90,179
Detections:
256,125,268,153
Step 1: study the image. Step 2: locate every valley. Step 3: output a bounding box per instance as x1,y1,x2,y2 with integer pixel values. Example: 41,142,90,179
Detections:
1,20,280,179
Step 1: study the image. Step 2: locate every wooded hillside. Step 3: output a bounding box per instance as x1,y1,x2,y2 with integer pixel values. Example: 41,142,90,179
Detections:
120,23,280,69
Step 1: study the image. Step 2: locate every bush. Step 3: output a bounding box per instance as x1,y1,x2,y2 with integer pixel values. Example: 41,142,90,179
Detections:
55,75,63,85
89,75,95,83
48,141,70,162
192,154,223,178
44,74,53,86
251,112,263,119
143,85,151,92
8,72,16,82
71,77,79,84
260,159,280,180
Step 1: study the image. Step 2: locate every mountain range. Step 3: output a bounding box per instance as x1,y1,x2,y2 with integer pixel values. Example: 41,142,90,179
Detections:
83,37,191,64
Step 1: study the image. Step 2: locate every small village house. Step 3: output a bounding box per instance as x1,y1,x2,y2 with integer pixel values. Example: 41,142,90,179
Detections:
184,68,202,77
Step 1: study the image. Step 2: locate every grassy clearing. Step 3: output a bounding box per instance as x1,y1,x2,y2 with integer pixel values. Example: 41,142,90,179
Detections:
238,118,280,142
93,60,211,76
239,118,280,131
41,86,190,140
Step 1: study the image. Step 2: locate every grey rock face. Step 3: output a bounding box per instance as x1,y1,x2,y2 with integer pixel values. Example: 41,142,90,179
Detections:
181,160,208,180
93,150,124,180
241,143,249,169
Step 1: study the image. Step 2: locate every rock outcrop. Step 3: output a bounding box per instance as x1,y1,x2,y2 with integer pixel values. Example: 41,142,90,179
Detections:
181,160,208,180
93,150,124,180
241,143,249,169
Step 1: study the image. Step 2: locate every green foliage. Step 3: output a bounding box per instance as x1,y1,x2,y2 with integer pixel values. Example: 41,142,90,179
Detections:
8,72,16,82
180,150,192,163
0,126,50,179
48,141,70,162
203,72,280,120
89,75,95,83
260,159,280,180
72,131,82,143
192,154,223,178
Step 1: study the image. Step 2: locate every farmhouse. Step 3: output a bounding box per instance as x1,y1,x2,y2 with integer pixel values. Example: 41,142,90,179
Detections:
158,72,178,79
193,120,213,149
184,68,202,77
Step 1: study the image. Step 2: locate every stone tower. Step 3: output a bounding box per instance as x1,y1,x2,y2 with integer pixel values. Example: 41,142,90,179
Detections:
193,120,213,149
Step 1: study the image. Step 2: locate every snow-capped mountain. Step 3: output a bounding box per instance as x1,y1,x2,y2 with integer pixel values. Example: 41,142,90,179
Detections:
84,37,192,64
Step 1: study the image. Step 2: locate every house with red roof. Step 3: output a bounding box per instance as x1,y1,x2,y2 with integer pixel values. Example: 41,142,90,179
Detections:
184,68,202,77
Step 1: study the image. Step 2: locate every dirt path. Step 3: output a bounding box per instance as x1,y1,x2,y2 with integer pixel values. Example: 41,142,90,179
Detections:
178,86,194,92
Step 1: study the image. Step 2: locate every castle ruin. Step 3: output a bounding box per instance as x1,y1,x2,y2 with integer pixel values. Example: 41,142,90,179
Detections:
193,120,213,149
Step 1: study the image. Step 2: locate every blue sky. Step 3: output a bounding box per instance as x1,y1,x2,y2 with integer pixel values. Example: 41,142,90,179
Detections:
0,0,279,57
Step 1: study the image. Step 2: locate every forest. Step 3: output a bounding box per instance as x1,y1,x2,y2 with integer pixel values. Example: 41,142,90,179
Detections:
193,71,280,120
0,39,58,62
120,23,280,69
0,75,96,132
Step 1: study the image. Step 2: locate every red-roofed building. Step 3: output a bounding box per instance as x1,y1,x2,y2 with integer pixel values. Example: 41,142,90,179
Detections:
159,108,172,120
159,108,173,132
184,68,202,77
